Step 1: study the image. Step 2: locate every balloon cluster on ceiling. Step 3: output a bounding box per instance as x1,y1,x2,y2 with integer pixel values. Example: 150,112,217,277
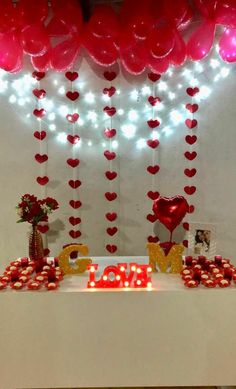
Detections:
0,0,236,75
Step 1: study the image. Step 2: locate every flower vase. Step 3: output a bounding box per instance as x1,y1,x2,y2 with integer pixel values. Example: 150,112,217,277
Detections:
29,224,44,262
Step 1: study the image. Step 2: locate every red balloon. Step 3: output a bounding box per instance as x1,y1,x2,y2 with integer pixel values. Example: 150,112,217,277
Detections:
0,32,22,72
31,49,51,71
130,14,154,40
89,5,120,39
153,196,189,234
169,29,186,66
46,17,70,37
120,34,147,75
215,1,236,28
219,27,236,62
186,20,215,60
0,1,25,33
194,0,218,19
18,0,48,24
148,25,175,58
177,6,193,30
21,23,49,56
51,0,83,34
148,54,169,73
51,38,80,71
84,34,118,66
163,0,189,27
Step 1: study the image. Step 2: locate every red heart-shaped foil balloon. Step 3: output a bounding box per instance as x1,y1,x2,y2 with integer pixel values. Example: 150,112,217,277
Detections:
153,195,189,233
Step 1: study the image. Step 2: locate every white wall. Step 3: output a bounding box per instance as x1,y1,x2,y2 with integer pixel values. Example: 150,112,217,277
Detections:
0,54,235,268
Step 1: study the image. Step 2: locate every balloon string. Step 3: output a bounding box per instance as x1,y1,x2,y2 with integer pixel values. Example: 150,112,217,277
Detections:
170,231,173,243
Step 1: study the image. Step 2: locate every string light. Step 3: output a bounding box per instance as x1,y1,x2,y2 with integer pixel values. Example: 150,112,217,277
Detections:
128,109,138,121
49,124,56,131
121,124,136,139
57,132,67,143
48,112,56,121
87,111,97,122
142,86,151,95
111,140,118,149
58,86,65,95
85,92,95,103
170,110,183,125
118,108,124,115
136,139,146,149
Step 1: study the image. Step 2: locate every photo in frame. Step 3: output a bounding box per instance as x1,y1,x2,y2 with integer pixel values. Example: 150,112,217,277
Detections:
187,223,217,259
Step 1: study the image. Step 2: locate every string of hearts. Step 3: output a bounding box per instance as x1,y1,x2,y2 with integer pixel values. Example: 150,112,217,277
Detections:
32,70,50,257
182,85,200,247
146,72,162,244
64,71,82,241
103,71,118,254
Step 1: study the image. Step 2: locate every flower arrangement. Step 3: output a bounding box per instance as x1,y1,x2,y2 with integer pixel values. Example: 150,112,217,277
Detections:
16,194,59,225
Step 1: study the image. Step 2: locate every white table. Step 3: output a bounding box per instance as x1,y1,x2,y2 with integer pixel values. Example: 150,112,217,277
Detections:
0,256,236,389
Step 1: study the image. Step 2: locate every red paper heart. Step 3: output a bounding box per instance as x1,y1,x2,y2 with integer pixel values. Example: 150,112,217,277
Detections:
36,176,49,186
148,96,161,106
67,135,80,144
103,86,116,97
183,222,189,231
147,139,159,149
32,71,45,80
147,165,160,175
104,150,116,160
184,186,196,195
184,151,197,160
104,128,116,138
147,213,157,223
43,248,50,256
105,192,117,201
67,158,80,168
105,212,117,222
33,108,46,118
34,130,46,140
147,236,159,243
185,119,198,129
184,168,197,177
66,91,80,101
148,73,161,82
69,200,82,209
188,205,195,213
147,191,159,200
37,224,49,233
106,244,117,253
65,71,78,81
66,113,79,123
68,180,81,189
103,71,117,81
185,135,197,145
105,171,117,180
186,103,199,113
183,240,188,248
107,227,118,236
147,119,160,128
153,196,189,233
69,230,81,239
103,106,116,117
69,217,81,226
33,89,46,99
186,87,199,97
35,154,48,163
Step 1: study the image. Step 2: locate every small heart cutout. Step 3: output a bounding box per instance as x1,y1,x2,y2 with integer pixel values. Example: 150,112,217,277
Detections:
105,212,117,222
186,103,199,113
34,130,46,140
68,180,81,189
67,158,80,168
186,87,199,97
106,244,117,253
103,71,117,81
183,240,188,248
69,230,81,239
105,171,117,180
103,106,116,117
36,176,49,186
184,168,197,177
184,186,196,195
37,224,49,233
148,73,161,82
185,119,198,129
66,91,80,101
188,205,195,213
147,165,160,175
65,71,78,81
66,113,79,123
107,227,118,236
185,135,197,145
33,89,46,99
104,150,116,160
147,213,157,223
69,217,81,226
67,135,80,144
69,200,82,209
105,192,117,201
35,154,48,163
104,128,116,138
43,248,50,256
183,222,189,231
32,71,45,80
147,191,159,200
147,119,160,128
33,109,46,118
184,151,197,160
103,86,116,97
147,139,159,149
148,96,161,106
147,236,159,243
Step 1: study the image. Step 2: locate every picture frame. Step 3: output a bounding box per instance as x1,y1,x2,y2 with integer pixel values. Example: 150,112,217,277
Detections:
187,223,217,259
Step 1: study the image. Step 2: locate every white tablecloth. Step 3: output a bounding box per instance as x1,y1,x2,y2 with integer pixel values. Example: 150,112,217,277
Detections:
0,256,236,388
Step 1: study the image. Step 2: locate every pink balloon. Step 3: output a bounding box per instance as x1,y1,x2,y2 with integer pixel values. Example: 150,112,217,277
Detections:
219,27,236,62
215,1,236,28
148,54,169,74
121,42,147,74
148,25,175,58
21,23,49,56
177,7,193,30
0,32,22,72
51,38,79,71
169,29,186,66
31,49,51,71
186,20,215,60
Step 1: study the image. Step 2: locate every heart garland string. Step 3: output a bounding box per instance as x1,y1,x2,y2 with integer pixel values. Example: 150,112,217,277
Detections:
103,71,118,254
65,71,82,242
32,71,50,256
182,86,200,247
146,73,161,243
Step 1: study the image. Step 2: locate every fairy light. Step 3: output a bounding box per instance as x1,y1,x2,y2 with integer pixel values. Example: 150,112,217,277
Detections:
136,138,146,149
162,127,173,136
194,62,203,73
57,132,67,143
116,89,121,95
131,265,136,271
88,141,92,146
221,67,230,77
0,79,8,93
53,80,58,86
43,98,54,110
151,130,160,140
170,110,183,125
128,109,138,121
18,98,25,106
210,59,220,69
9,94,16,103
90,281,95,287
102,94,110,102
111,140,118,149
58,86,65,95
103,275,108,281
142,85,151,95
58,105,69,116
49,124,56,131
195,85,211,101
78,118,84,126
121,124,136,139
118,108,124,115
48,112,56,121
168,92,176,100
102,142,106,148
85,92,95,103
158,81,167,91
124,281,129,287
87,111,97,122
131,89,139,100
